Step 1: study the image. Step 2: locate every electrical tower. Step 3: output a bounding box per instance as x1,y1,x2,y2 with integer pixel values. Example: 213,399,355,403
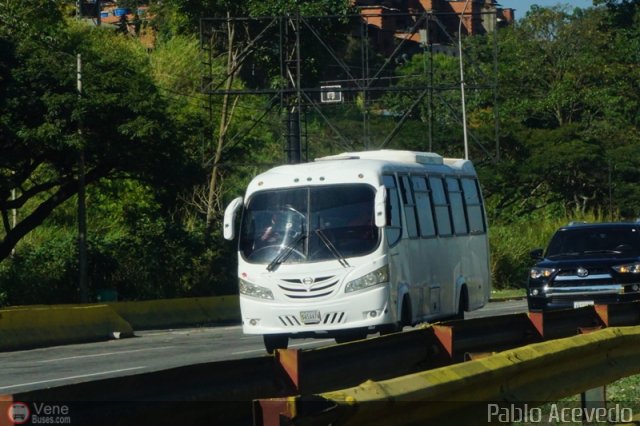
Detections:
200,9,501,167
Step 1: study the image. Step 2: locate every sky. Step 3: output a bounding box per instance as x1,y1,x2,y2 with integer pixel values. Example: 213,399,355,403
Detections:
499,0,595,17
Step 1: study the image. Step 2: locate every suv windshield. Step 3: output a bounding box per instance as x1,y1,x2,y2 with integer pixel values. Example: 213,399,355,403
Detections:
546,227,640,258
239,185,378,265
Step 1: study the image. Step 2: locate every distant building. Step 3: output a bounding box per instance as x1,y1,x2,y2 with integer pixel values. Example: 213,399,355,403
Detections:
85,1,155,48
353,0,514,54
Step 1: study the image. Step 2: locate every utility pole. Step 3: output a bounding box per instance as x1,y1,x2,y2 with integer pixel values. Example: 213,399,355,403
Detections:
419,23,433,152
458,0,471,160
492,8,500,162
285,13,302,164
361,19,371,150
10,174,16,257
609,160,613,221
77,53,88,303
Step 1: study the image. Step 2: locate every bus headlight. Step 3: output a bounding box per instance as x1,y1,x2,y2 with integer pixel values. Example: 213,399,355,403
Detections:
345,265,389,293
239,279,274,300
613,262,640,274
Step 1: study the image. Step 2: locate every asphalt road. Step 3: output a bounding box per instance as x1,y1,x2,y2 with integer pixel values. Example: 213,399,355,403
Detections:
0,299,526,394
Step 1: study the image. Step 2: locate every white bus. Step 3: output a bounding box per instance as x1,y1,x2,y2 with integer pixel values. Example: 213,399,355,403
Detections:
223,150,491,353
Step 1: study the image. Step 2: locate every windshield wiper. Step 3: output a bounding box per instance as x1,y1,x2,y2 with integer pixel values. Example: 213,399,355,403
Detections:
266,234,306,272
583,249,621,254
315,229,350,268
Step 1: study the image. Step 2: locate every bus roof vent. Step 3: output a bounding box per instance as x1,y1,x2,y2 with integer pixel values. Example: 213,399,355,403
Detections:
316,150,443,165
414,153,444,165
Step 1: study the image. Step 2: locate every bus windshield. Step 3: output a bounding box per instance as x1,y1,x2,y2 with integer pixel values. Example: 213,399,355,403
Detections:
239,185,378,265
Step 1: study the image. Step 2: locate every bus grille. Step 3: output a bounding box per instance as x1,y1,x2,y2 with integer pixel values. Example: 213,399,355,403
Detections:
323,312,346,324
278,315,302,326
277,276,339,299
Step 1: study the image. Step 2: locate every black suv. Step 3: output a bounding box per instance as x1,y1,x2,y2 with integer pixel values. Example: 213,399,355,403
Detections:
527,222,640,311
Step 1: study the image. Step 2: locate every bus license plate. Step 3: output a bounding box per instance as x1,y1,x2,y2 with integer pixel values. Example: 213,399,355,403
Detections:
574,300,594,308
300,310,321,324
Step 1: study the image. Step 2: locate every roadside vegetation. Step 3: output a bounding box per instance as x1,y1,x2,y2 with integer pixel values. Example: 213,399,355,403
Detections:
1,1,639,306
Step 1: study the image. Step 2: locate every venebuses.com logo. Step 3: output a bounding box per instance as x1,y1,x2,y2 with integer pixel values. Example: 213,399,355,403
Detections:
6,402,30,425
6,402,71,425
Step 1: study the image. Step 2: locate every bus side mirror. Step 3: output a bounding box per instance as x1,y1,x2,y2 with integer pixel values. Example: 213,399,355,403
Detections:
223,197,243,240
374,185,387,228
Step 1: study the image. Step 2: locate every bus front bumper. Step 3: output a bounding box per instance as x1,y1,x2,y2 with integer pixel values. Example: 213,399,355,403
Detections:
240,285,393,335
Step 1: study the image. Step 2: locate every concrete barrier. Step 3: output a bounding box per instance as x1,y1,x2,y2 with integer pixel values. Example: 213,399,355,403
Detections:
108,295,240,329
0,305,133,351
0,295,240,351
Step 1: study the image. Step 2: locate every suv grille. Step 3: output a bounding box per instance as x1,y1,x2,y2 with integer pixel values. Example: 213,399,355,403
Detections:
552,267,612,286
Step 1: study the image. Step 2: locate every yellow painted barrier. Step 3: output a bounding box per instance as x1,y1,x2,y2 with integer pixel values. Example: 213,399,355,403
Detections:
292,326,640,425
108,295,240,329
0,305,133,351
0,296,240,351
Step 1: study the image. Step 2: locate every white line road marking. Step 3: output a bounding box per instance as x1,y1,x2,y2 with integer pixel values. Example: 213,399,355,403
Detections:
37,346,176,363
141,326,242,337
231,339,334,355
289,339,334,348
0,367,146,392
231,348,265,355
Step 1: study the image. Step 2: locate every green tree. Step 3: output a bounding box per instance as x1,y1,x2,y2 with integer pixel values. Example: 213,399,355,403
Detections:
0,11,196,261
480,4,640,220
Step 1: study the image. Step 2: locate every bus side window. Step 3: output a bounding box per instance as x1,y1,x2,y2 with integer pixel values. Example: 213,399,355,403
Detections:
428,176,452,237
399,175,419,238
446,177,468,235
383,175,402,246
461,178,486,234
411,175,436,238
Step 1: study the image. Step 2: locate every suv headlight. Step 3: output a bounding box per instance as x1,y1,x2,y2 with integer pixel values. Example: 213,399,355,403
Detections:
345,265,389,293
613,262,640,274
239,279,274,300
530,267,556,280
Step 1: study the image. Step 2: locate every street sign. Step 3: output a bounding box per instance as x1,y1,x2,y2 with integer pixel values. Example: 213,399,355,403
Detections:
320,85,342,103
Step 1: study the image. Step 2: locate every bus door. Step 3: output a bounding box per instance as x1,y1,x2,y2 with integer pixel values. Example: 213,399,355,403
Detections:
382,174,406,320
397,174,427,319
410,174,441,317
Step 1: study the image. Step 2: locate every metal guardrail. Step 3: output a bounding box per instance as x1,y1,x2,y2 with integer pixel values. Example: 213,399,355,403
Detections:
0,356,286,426
259,326,640,425
2,301,639,426
255,302,640,425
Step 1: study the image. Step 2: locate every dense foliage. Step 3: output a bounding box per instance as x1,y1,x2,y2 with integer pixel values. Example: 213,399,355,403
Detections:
0,0,639,305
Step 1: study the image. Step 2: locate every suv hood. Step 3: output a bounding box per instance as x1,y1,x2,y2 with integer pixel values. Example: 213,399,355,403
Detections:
537,255,640,270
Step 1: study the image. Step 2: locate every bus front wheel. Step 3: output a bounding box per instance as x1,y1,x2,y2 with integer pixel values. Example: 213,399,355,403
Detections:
400,295,413,326
455,286,468,320
379,322,401,335
334,329,368,344
263,334,288,354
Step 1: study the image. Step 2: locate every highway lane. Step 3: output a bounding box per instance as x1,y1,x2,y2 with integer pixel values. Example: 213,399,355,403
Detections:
0,299,526,394
466,297,527,319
